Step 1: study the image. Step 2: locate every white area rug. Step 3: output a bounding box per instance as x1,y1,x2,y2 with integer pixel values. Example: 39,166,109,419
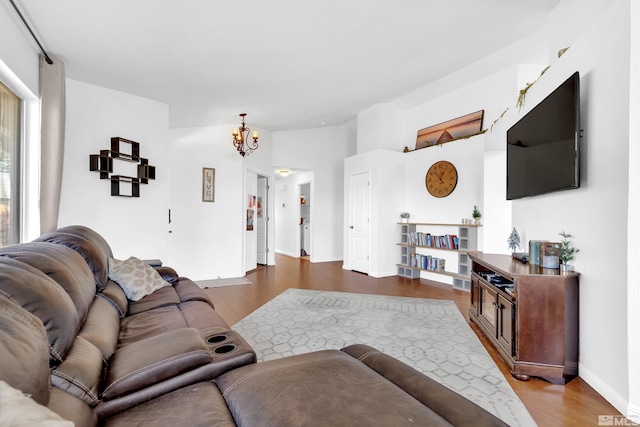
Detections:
196,277,251,288
232,288,536,427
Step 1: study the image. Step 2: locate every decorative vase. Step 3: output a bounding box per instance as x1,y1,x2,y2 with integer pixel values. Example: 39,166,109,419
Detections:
473,218,481,225
560,264,574,272
401,218,408,223
542,255,560,269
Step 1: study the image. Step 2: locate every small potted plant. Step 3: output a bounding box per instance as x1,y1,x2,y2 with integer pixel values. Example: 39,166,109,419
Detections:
507,228,521,253
472,206,481,225
546,231,579,271
400,212,410,223
557,231,579,272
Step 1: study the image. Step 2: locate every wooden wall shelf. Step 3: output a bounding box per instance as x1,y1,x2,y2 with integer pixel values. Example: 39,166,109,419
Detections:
89,137,156,197
397,222,478,291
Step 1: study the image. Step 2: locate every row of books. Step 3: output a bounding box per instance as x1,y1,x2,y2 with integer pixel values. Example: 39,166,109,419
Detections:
409,254,446,272
528,240,561,266
408,232,459,250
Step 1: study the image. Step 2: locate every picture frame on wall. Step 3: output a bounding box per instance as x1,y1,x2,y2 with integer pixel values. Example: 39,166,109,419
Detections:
415,110,484,150
246,209,254,231
202,167,215,202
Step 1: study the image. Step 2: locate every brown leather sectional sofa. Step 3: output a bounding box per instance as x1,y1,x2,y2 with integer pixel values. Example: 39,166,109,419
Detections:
0,225,507,426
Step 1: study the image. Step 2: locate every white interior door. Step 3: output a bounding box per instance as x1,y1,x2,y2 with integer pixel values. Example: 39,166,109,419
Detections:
349,171,370,274
256,176,268,265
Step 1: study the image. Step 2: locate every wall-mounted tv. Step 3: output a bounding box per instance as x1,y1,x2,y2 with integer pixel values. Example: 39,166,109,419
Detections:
506,72,580,200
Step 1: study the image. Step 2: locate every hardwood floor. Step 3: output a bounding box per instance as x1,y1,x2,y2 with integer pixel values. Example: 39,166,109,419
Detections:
205,254,621,427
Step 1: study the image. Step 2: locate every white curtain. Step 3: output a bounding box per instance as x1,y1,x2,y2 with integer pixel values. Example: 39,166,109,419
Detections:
39,55,65,234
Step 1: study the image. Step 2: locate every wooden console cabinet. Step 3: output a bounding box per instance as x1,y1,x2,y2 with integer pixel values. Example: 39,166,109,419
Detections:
468,253,579,384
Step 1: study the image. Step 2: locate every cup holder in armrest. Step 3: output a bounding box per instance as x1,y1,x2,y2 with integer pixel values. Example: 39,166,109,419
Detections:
204,330,255,368
206,334,228,344
213,344,236,354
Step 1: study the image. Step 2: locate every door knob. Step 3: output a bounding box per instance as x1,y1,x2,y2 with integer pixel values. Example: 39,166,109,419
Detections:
349,226,354,229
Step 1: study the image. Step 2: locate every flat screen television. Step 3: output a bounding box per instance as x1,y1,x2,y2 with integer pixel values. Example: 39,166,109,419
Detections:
506,71,580,200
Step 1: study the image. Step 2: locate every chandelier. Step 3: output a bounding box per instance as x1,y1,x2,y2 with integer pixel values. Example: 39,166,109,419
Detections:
232,113,259,157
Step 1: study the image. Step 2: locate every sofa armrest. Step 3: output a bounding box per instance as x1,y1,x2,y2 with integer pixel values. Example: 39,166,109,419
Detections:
153,266,179,284
341,344,508,427
102,328,212,401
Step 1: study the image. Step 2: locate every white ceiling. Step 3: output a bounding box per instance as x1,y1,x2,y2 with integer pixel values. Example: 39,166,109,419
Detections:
13,0,560,131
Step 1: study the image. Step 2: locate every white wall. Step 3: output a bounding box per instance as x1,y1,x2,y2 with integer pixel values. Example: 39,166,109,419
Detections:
59,79,170,260
166,125,273,280
628,0,640,420
272,123,356,262
403,135,484,225
483,150,511,253
356,103,404,153
510,0,631,415
343,149,404,277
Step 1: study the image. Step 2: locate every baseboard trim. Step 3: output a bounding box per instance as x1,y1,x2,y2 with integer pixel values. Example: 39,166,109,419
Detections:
369,270,398,278
275,249,298,258
579,363,637,421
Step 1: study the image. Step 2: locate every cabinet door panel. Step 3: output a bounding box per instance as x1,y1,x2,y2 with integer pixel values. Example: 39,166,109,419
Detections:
470,274,480,316
497,294,515,356
478,282,497,336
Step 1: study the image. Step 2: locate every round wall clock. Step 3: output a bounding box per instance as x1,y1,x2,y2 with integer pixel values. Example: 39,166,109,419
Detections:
425,160,458,198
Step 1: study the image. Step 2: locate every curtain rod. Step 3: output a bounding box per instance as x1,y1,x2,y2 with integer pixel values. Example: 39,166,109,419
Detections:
9,0,53,64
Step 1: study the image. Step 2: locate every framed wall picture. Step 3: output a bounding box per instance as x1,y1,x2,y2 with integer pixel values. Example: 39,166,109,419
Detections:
246,209,254,231
415,110,484,150
202,167,215,202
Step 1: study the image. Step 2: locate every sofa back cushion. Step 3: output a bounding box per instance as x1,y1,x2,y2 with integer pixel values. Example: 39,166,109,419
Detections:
0,257,79,364
78,296,121,360
0,242,96,323
35,225,113,292
51,336,104,406
0,295,51,406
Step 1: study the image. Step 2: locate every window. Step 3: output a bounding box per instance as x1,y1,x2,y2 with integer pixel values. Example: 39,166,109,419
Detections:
0,81,21,246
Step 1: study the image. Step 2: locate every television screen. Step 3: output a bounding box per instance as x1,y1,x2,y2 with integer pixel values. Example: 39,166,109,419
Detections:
506,72,580,200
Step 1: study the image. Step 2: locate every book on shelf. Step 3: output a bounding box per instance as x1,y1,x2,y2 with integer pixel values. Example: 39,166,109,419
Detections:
408,232,459,250
528,240,548,266
542,242,561,257
408,253,446,272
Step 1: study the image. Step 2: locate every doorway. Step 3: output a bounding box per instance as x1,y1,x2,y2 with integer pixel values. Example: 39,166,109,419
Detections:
298,182,311,259
245,170,272,273
256,175,268,265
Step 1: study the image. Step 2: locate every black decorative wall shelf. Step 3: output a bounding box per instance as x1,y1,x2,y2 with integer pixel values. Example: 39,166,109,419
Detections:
89,137,156,197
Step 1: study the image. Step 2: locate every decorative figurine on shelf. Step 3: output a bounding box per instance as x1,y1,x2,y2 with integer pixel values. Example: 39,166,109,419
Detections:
400,212,410,223
507,228,521,253
472,206,481,225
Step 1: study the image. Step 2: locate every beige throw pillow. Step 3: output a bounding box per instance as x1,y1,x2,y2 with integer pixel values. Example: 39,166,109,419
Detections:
108,256,170,301
0,380,74,426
